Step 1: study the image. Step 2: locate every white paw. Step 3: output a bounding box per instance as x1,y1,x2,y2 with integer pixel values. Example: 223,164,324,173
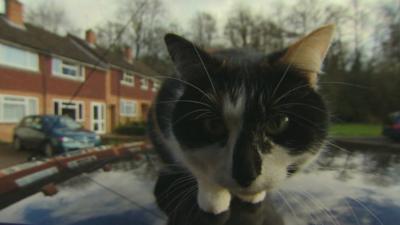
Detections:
197,187,231,214
236,191,266,204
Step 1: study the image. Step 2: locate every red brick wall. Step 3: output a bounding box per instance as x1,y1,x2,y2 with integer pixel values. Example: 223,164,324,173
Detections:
0,60,44,93
43,56,106,99
110,68,156,101
0,55,107,100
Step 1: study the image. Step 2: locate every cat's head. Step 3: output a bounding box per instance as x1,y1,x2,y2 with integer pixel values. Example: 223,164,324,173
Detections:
164,25,335,195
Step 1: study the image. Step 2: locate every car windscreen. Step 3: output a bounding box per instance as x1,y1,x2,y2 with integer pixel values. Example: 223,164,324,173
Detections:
45,117,82,130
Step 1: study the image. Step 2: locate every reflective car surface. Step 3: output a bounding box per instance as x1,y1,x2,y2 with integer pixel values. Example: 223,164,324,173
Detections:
0,148,400,225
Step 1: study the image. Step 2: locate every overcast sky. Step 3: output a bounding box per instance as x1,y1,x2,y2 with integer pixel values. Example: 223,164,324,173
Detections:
0,0,379,32
0,0,394,46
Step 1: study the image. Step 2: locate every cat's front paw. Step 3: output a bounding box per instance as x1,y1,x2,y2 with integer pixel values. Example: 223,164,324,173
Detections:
197,183,231,214
236,191,266,204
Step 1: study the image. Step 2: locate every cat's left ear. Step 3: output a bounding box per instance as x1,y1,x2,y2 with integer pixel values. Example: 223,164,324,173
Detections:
280,24,336,87
164,33,218,80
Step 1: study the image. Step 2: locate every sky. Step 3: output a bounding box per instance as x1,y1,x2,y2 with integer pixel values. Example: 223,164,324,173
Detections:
0,0,394,47
0,0,353,32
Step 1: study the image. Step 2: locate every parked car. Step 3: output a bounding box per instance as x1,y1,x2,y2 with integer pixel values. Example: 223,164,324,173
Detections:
382,111,400,141
13,115,101,156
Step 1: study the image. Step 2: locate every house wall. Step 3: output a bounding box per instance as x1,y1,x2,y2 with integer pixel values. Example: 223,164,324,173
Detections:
0,56,45,93
108,68,157,130
0,54,158,143
0,90,44,142
0,54,110,142
44,56,107,99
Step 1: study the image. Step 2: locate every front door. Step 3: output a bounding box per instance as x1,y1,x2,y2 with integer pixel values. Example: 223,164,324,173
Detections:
91,103,106,134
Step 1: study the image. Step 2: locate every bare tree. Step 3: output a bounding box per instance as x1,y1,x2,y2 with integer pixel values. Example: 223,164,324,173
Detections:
118,0,165,58
95,21,125,49
224,7,254,48
26,0,74,34
190,12,217,48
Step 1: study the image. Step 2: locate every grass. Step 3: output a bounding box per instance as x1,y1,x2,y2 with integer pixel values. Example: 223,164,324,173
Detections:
329,123,382,137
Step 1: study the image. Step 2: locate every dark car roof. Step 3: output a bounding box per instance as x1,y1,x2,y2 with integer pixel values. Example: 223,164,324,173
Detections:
1,148,400,225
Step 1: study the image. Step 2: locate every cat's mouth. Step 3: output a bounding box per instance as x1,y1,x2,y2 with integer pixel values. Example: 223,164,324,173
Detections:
231,184,271,196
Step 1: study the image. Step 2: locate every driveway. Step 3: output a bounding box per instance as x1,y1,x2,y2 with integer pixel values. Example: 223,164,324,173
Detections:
0,142,30,169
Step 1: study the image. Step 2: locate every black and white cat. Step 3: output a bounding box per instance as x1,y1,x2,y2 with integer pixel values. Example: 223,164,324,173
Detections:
148,25,335,215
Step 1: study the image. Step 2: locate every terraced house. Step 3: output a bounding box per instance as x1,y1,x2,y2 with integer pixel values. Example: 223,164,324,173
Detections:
0,0,160,142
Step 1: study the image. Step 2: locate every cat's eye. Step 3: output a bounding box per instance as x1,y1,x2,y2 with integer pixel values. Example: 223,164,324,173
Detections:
266,115,289,135
203,118,226,137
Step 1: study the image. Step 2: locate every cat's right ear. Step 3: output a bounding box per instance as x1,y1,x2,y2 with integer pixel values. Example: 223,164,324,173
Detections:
164,33,217,80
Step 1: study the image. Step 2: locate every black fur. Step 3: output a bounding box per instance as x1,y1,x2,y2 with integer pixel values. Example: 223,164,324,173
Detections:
149,33,330,215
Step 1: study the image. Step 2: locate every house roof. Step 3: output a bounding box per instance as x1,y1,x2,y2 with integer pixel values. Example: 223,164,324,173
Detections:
69,35,160,79
0,15,107,69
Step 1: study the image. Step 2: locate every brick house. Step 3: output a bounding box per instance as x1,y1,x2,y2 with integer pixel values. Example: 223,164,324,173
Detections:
0,0,159,142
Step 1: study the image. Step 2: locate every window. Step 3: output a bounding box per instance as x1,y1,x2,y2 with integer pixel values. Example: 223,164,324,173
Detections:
0,95,38,123
0,43,39,71
152,81,160,92
52,58,85,81
120,100,136,117
121,72,134,86
53,100,84,122
140,78,148,90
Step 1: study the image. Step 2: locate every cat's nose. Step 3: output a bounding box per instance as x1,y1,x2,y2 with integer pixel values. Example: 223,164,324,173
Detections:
232,143,262,187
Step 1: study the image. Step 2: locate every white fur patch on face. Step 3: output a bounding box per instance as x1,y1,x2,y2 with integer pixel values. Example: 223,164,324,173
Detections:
223,90,246,130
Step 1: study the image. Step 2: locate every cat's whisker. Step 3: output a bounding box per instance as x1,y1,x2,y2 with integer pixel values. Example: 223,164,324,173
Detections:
172,109,212,126
272,84,311,105
279,110,327,133
194,112,215,120
325,141,351,154
299,190,341,225
167,185,197,219
277,190,301,224
270,38,311,100
151,74,217,104
343,197,361,225
287,191,320,225
191,43,218,97
272,81,369,107
310,180,376,225
156,99,214,110
348,197,384,225
163,182,196,215
274,102,328,114
156,175,196,204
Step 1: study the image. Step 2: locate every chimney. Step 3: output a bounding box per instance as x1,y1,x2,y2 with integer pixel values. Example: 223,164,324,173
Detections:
5,0,24,26
85,29,96,45
124,46,133,63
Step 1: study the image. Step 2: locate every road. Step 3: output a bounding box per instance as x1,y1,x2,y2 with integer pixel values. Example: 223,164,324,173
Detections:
0,143,30,169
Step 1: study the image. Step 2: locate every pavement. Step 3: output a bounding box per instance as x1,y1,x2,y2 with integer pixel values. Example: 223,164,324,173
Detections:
0,143,30,170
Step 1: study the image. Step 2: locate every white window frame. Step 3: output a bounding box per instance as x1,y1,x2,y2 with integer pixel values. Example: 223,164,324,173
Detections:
152,80,160,92
0,43,39,72
121,71,135,86
140,77,149,90
0,95,38,123
52,57,85,81
120,99,137,117
53,99,85,122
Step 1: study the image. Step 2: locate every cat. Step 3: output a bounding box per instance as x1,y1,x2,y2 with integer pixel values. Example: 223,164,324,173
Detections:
148,24,335,215
154,169,285,225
